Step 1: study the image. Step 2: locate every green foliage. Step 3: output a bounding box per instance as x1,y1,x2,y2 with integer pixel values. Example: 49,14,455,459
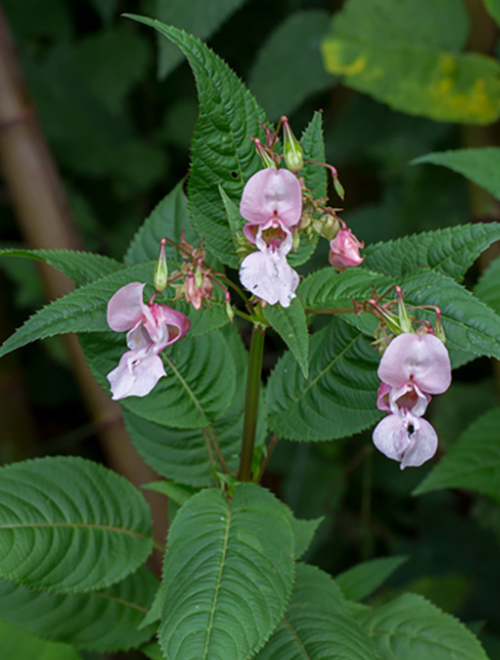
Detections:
0,619,81,660
153,0,250,78
475,254,500,312
81,329,236,429
249,11,334,121
300,111,328,201
336,556,407,602
264,298,309,379
358,593,489,660
143,481,197,506
322,0,500,125
255,563,380,660
0,249,122,287
289,516,323,560
267,318,381,442
124,180,197,265
484,0,500,28
363,223,500,281
413,149,500,201
158,484,295,660
130,17,267,268
0,567,157,652
414,407,500,501
0,457,152,593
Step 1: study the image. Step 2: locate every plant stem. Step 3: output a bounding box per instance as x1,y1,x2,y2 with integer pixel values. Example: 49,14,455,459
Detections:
238,325,265,481
306,307,355,315
258,433,279,482
205,425,229,474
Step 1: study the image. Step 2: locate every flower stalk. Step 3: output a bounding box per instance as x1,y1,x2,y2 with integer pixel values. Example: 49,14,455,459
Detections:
238,324,265,482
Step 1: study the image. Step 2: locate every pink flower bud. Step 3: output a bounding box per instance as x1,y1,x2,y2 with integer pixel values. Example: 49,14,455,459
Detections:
329,228,364,270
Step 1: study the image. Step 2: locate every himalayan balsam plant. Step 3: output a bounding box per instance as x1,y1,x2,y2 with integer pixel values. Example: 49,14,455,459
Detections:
1,15,500,660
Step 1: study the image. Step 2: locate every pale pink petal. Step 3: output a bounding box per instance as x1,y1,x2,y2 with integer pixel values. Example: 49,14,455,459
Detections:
126,324,150,351
389,382,431,417
253,221,293,256
240,169,302,227
376,382,392,413
239,249,299,307
154,304,191,347
372,412,438,469
329,228,364,270
107,349,166,400
107,282,147,332
378,333,451,394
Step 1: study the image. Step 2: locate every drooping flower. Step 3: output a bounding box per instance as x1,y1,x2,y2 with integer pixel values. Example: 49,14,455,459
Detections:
106,282,190,400
238,168,302,307
372,332,451,469
329,227,364,270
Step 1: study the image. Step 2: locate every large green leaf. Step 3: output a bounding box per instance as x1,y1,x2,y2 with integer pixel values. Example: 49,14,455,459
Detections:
0,620,81,660
289,517,323,561
0,248,122,287
0,457,152,593
124,179,197,265
363,223,500,282
413,148,500,201
264,298,309,379
255,564,380,660
81,328,236,429
336,556,407,602
414,407,500,500
249,11,334,121
475,253,500,312
130,18,267,267
321,0,500,125
358,593,489,660
0,567,157,652
158,484,295,660
266,317,381,442
153,0,250,78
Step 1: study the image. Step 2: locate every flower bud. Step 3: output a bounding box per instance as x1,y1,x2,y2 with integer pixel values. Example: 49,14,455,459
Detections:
282,117,303,173
435,310,446,344
154,238,168,293
252,137,276,169
329,227,364,270
396,286,413,334
292,229,300,251
195,266,203,289
333,176,345,200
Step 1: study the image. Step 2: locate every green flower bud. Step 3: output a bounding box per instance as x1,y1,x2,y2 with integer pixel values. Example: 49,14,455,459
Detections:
154,238,168,292
282,117,303,173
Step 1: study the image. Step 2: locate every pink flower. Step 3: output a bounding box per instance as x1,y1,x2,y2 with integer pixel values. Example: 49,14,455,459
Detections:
373,332,451,469
373,410,438,469
238,169,302,307
239,168,302,229
106,282,190,400
329,228,364,270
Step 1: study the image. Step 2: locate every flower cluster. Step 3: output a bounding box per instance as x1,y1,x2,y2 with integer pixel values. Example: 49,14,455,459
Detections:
239,168,301,307
372,332,451,468
106,282,190,400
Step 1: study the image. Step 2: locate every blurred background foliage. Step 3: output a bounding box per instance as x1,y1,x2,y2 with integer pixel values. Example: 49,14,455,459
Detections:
2,0,500,658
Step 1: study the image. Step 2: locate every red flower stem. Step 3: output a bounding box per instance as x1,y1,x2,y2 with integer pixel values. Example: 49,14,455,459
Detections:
238,325,265,482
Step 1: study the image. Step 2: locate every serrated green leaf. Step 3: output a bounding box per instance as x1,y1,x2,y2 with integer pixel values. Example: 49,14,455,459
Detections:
358,593,489,660
267,317,381,442
139,583,165,630
413,148,500,201
81,328,236,429
264,298,309,379
158,484,295,660
0,619,81,660
484,0,500,27
142,481,198,505
414,407,500,500
475,253,500,312
255,563,380,660
0,457,152,593
289,516,323,560
153,0,250,78
0,567,157,652
336,556,407,602
124,180,197,265
219,184,245,243
0,249,122,287
249,11,334,121
128,17,267,267
321,0,500,125
141,641,164,660
363,223,500,281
